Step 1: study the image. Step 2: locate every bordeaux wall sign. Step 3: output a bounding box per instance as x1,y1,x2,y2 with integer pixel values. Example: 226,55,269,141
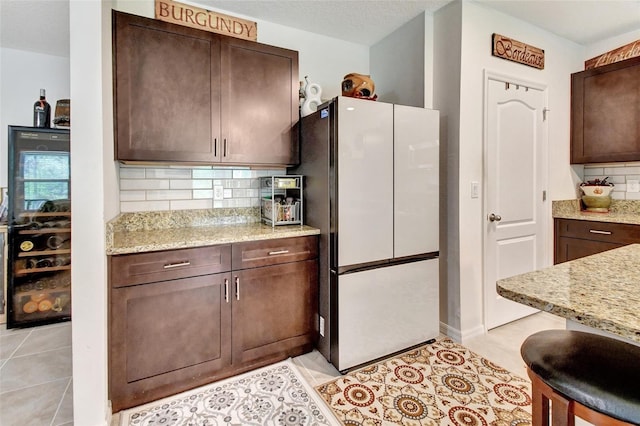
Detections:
584,40,640,69
155,0,257,41
492,33,544,70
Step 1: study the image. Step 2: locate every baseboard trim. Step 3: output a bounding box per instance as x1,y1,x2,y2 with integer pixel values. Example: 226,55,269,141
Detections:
440,321,486,342
440,321,461,341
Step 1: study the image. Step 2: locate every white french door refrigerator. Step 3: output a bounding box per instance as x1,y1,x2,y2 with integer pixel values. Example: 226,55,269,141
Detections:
293,96,439,371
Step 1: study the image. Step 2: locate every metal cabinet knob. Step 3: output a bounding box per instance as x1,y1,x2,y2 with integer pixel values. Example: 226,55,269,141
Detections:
489,213,502,222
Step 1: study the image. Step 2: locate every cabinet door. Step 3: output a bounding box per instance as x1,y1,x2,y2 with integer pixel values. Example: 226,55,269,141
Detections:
571,56,640,164
113,11,220,163
221,38,299,166
109,272,231,411
231,260,317,365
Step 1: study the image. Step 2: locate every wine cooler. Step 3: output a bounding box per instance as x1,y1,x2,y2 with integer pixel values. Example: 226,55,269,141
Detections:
7,126,71,328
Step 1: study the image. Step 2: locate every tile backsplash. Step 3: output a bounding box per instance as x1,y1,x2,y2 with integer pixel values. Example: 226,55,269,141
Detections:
583,163,640,200
119,165,286,213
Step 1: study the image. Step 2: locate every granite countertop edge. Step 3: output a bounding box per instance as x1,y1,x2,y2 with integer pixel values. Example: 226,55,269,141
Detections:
496,285,637,342
105,209,321,255
552,199,640,225
496,243,640,343
107,223,321,255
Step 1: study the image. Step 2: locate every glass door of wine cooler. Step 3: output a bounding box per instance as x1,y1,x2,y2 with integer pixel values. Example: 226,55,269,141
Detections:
7,126,71,328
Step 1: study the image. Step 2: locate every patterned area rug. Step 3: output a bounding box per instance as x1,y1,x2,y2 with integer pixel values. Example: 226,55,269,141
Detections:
316,338,532,425
118,359,336,425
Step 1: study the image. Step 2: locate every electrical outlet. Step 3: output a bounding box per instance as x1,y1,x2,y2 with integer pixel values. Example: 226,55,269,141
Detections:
628,180,640,193
214,185,224,200
319,316,325,337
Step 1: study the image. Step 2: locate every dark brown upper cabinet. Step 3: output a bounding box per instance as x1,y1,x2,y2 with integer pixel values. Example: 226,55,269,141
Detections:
571,56,640,164
112,11,299,166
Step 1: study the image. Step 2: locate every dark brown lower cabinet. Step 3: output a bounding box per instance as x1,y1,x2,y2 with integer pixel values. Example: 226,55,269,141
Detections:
554,218,640,263
109,236,318,412
232,260,317,366
110,273,231,411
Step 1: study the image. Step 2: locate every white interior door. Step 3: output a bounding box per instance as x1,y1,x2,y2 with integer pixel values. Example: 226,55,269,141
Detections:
484,74,547,330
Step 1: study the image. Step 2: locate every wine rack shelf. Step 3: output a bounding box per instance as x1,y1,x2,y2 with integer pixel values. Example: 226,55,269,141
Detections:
18,249,71,258
18,228,71,235
19,212,71,218
15,265,72,276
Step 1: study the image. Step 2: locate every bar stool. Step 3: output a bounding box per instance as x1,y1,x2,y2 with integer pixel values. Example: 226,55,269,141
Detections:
521,329,640,425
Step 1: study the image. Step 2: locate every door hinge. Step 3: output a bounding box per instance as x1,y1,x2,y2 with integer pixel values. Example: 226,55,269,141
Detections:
543,190,547,202
543,108,550,121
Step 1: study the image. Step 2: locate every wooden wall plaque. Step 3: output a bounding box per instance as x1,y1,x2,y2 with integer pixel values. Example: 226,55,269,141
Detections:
585,40,640,69
155,0,257,41
492,33,544,69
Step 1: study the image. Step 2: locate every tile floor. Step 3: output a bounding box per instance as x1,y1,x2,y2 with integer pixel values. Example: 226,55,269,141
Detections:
0,312,567,426
0,321,73,426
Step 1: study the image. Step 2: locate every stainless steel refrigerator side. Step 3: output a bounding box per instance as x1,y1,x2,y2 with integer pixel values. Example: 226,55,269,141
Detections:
290,99,335,360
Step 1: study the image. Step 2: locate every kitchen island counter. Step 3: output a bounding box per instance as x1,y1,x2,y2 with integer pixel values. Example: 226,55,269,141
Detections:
497,243,640,343
106,208,319,255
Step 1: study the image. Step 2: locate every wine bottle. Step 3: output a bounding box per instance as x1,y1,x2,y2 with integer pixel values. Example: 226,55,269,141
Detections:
33,89,51,128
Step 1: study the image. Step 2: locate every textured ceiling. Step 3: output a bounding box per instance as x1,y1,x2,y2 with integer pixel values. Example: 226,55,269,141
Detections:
478,0,640,46
1,1,639,58
0,0,70,57
191,0,453,46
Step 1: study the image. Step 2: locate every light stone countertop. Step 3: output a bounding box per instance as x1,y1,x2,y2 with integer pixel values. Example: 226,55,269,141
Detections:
497,244,640,343
105,208,320,255
107,223,320,255
553,199,640,225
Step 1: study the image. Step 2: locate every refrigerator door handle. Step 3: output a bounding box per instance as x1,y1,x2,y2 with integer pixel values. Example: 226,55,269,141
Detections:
235,276,240,300
224,278,229,303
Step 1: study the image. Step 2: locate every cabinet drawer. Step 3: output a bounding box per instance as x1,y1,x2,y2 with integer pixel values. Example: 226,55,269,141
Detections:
232,236,318,270
555,219,640,244
110,245,231,288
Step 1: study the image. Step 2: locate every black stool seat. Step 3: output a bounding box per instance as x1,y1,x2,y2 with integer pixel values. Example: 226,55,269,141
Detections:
521,330,640,424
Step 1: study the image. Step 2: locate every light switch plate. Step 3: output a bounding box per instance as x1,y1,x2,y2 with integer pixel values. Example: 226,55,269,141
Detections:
628,180,639,193
471,181,479,198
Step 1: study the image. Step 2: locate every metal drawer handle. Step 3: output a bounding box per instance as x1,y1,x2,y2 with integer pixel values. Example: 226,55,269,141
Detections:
589,230,612,235
268,250,290,255
224,278,229,303
163,261,191,269
235,276,240,301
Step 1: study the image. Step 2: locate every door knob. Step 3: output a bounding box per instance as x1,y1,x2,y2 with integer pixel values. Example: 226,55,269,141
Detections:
488,213,502,222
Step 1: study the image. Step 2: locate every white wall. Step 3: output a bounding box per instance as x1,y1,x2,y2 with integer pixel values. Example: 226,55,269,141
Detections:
585,28,640,62
370,13,425,107
259,23,369,102
433,0,463,337
69,0,119,423
0,48,70,188
435,1,584,340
